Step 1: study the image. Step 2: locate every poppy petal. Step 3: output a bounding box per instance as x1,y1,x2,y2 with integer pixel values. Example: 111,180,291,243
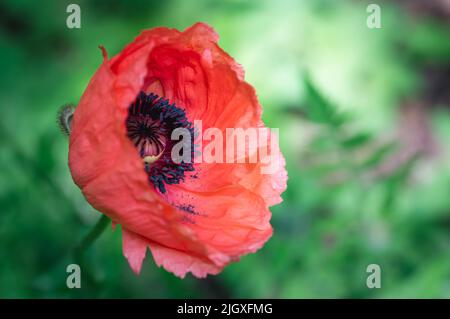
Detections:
122,227,148,274
148,242,222,279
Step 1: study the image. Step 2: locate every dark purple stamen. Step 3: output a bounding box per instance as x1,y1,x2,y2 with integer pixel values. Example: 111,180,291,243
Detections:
126,91,195,193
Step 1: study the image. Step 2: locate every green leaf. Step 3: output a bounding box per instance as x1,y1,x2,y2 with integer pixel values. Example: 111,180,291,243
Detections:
405,20,450,63
361,142,397,169
300,75,346,127
340,132,373,149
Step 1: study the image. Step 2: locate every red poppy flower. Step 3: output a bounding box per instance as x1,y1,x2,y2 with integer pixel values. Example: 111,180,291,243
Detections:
68,22,287,278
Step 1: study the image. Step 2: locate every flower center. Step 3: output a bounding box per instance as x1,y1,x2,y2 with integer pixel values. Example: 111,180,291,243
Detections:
126,114,167,162
126,92,195,194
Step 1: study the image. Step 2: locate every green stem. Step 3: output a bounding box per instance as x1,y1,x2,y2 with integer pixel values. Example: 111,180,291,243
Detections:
74,214,110,260
71,214,110,288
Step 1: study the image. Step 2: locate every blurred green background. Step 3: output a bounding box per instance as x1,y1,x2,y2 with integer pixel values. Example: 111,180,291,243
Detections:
1,0,450,298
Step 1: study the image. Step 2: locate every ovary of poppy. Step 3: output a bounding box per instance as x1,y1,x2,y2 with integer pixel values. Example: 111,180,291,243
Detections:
68,22,288,278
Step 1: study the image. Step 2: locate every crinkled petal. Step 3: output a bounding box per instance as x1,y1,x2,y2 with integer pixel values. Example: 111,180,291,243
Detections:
122,227,148,274
148,242,222,279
